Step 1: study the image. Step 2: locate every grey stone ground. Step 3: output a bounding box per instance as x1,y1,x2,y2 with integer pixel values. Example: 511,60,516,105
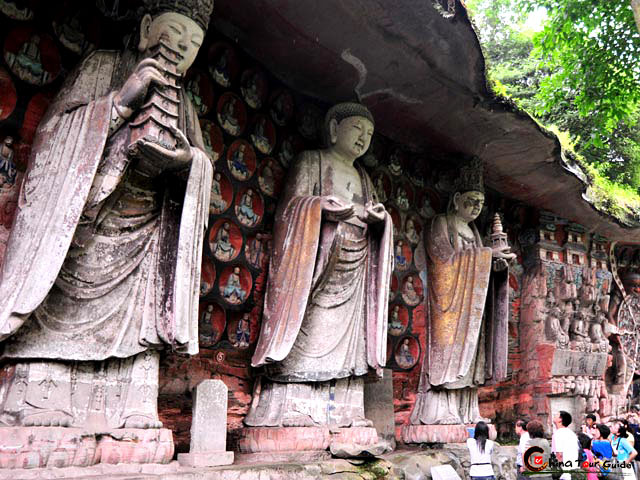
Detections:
2,445,518,480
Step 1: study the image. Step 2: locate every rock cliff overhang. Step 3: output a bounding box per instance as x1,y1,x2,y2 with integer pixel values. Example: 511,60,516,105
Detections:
212,0,640,242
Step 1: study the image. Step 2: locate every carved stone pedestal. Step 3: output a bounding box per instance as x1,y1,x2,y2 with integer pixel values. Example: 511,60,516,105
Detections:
401,423,497,444
237,426,381,461
0,427,174,469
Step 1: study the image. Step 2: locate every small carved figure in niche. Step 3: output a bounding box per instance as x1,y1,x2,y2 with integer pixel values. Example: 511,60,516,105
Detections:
395,240,407,268
241,71,262,109
388,150,402,176
408,158,515,428
270,91,292,126
234,313,251,348
405,218,420,245
246,233,271,268
389,305,404,335
570,305,590,342
0,136,16,187
545,293,569,348
0,0,34,21
395,186,410,210
201,304,214,327
590,305,609,352
419,196,436,220
236,189,259,227
212,222,236,262
186,73,205,116
245,103,393,441
219,97,241,135
53,13,95,56
6,34,48,85
278,136,294,167
212,48,231,87
251,116,271,153
402,276,421,306
259,159,276,196
374,175,387,203
222,266,247,305
209,172,227,214
229,143,250,179
397,338,415,367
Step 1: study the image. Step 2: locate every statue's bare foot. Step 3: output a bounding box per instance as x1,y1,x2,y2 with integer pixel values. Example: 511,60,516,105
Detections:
22,411,72,427
123,415,163,429
435,415,462,425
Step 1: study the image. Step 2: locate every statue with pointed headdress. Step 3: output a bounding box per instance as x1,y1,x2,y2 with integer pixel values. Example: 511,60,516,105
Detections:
0,0,214,435
404,158,515,442
243,103,394,454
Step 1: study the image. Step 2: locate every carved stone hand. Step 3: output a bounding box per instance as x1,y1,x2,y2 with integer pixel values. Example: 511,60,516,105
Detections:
113,58,170,119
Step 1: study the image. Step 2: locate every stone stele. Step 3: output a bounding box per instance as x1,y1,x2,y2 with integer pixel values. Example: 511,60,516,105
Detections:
178,380,234,467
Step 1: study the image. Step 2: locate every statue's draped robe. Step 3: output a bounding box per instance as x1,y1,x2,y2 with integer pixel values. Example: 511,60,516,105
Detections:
0,49,212,361
245,150,393,427
410,214,508,425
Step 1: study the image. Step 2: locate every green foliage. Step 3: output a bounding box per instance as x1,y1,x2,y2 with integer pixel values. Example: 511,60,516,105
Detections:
466,0,640,198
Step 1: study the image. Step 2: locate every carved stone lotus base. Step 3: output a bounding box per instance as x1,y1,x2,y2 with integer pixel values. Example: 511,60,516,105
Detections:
237,426,381,459
401,423,497,444
0,427,174,469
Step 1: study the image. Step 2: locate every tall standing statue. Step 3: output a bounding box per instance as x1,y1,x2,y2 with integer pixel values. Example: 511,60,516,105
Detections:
403,158,515,443
0,0,213,460
242,103,394,455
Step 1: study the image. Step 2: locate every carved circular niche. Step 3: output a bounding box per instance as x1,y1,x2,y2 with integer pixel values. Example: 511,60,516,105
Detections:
218,265,253,306
393,181,413,212
388,303,409,337
226,139,256,181
372,170,392,204
389,273,398,302
3,27,61,86
297,103,323,141
234,187,264,228
227,311,258,349
249,114,276,155
199,258,216,297
394,239,413,272
209,171,233,215
404,214,422,246
401,274,424,307
208,42,240,88
417,189,441,220
269,89,295,127
199,119,224,164
208,219,243,263
244,234,271,269
198,302,226,347
276,131,304,169
394,336,420,370
0,68,17,121
184,68,215,117
258,157,284,198
217,92,247,137
240,68,268,110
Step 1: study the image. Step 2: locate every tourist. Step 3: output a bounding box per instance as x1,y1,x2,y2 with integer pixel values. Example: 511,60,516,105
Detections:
551,411,579,480
612,421,637,480
583,414,597,438
467,421,496,480
516,419,530,480
525,420,552,480
578,433,598,480
591,424,613,478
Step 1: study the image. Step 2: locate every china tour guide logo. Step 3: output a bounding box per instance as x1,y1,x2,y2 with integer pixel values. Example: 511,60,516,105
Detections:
523,446,633,476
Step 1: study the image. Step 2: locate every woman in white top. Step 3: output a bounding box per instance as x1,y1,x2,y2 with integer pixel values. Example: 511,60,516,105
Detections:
467,421,496,480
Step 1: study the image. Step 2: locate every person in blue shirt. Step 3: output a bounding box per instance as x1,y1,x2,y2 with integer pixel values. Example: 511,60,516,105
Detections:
591,424,614,477
612,421,637,480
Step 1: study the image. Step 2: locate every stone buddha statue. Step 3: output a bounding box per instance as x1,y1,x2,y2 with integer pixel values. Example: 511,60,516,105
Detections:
0,0,213,436
405,158,514,440
243,103,394,454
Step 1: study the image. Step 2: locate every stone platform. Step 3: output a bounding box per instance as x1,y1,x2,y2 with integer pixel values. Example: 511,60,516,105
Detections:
0,427,173,470
0,444,519,480
237,426,381,460
401,423,498,444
